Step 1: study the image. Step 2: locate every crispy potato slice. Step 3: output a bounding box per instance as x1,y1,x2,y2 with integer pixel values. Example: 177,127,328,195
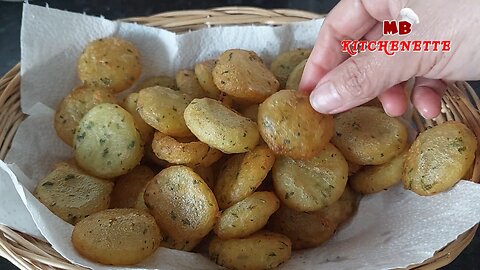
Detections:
34,162,113,224
403,121,477,195
332,106,408,165
139,75,177,90
240,104,259,122
72,209,161,265
317,186,360,227
351,148,408,194
54,86,117,146
110,165,155,208
144,166,219,251
209,231,291,270
74,104,144,179
214,192,279,239
137,86,193,137
215,145,275,209
273,143,348,212
176,69,206,98
213,49,279,103
184,98,260,153
285,59,307,90
122,92,154,143
271,48,311,88
269,204,335,250
258,89,334,159
78,37,141,92
195,60,221,98
151,132,222,167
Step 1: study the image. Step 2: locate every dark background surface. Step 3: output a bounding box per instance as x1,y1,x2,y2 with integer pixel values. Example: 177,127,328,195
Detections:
0,0,479,269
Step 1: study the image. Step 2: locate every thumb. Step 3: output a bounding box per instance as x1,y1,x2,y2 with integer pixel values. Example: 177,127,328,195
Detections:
309,48,420,114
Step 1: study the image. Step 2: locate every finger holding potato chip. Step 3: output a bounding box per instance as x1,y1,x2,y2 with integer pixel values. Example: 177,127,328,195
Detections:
258,89,334,160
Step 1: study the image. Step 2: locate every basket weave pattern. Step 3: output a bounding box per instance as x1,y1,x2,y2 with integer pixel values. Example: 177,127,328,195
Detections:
0,7,479,270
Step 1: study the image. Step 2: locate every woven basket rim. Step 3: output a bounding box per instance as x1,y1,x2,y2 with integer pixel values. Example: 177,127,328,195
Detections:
0,6,479,270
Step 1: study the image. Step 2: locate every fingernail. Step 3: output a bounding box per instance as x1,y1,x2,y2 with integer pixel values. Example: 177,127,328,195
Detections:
310,82,343,113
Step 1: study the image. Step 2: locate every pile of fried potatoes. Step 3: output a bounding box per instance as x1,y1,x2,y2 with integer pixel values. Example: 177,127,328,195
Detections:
35,37,477,269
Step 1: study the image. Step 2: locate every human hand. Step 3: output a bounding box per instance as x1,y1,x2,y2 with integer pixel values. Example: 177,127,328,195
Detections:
300,0,480,118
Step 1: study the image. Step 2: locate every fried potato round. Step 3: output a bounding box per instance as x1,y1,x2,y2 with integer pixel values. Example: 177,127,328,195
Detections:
184,98,260,153
34,162,113,224
74,104,144,179
134,185,149,211
215,145,275,209
54,86,117,146
214,192,279,239
144,166,219,251
151,132,222,167
351,148,408,194
110,165,155,208
317,186,360,227
137,86,193,137
240,104,259,122
403,121,477,196
212,49,279,103
139,75,177,90
176,69,207,98
195,60,221,98
273,143,348,212
258,89,334,159
285,59,307,90
332,106,408,165
269,204,335,250
122,92,154,143
209,231,291,270
78,37,141,92
271,48,311,88
72,209,161,265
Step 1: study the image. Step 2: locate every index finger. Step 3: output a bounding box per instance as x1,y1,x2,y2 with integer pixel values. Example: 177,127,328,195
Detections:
299,0,407,93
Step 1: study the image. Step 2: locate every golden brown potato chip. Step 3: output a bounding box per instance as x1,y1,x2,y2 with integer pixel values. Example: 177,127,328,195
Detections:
215,145,275,209
144,166,219,251
258,89,334,159
176,69,206,98
151,132,222,167
110,165,155,208
403,121,477,195
317,186,360,227
139,75,177,90
195,60,221,98
34,162,113,224
72,209,161,265
273,143,348,212
332,106,408,165
122,92,154,143
137,86,193,137
269,204,335,250
271,48,311,88
213,49,279,103
285,59,307,90
184,98,260,153
54,86,117,146
351,148,408,194
214,192,280,239
209,231,291,270
78,37,141,92
74,104,144,179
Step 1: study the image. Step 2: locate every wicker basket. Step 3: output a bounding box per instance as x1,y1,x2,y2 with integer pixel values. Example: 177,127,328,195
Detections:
0,7,479,270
